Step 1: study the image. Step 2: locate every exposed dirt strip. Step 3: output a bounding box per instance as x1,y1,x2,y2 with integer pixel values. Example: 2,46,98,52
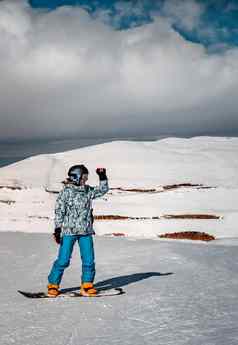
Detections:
94,214,221,220
159,231,216,241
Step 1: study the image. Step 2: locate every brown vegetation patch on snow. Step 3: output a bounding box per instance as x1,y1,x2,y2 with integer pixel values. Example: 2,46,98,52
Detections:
0,185,23,190
94,215,149,220
45,188,58,194
105,232,126,237
162,183,215,191
162,214,220,219
28,216,50,220
95,214,221,221
159,231,215,241
110,187,157,193
163,183,216,191
110,183,214,193
163,183,202,190
0,200,16,205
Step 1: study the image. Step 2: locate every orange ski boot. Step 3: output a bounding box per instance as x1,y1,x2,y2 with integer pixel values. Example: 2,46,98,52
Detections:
47,284,60,297
80,282,97,296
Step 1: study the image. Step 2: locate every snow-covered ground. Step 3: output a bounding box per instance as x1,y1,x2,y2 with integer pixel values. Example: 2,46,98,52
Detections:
0,137,238,345
0,233,237,345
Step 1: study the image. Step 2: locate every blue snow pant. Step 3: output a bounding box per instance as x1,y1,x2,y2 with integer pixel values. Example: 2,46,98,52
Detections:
48,234,95,285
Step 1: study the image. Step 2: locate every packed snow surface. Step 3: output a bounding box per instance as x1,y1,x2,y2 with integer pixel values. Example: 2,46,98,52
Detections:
0,233,237,345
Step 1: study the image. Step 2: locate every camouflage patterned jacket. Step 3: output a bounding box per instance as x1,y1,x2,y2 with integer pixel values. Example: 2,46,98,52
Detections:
54,180,109,235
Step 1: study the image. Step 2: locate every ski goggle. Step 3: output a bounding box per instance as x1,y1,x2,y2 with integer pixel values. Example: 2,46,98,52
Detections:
70,170,88,184
69,168,82,184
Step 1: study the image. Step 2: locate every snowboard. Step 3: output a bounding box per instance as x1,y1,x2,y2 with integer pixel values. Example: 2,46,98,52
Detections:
18,287,125,299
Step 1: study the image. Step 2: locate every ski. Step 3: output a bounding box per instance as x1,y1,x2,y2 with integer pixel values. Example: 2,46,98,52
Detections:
18,287,125,299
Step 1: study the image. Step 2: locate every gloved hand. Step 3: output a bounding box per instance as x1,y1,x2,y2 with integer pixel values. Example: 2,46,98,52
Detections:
96,168,107,181
53,227,62,245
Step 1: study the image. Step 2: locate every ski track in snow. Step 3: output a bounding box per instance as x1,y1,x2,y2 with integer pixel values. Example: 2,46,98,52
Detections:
0,233,238,345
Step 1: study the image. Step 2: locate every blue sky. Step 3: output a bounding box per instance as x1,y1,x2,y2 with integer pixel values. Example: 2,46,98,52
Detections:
29,0,238,48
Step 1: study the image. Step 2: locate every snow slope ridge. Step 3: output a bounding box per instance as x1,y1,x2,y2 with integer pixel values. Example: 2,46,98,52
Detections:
1,136,238,189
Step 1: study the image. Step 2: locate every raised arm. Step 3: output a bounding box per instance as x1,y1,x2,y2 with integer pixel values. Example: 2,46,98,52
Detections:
90,168,109,199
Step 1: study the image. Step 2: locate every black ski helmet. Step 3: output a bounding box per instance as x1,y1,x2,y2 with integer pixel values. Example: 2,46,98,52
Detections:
68,164,89,185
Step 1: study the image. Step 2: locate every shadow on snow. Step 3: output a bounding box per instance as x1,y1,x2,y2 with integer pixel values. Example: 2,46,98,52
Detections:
60,272,173,293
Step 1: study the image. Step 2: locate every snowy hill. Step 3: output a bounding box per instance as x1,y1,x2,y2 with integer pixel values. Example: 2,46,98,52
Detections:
1,136,238,189
0,137,238,241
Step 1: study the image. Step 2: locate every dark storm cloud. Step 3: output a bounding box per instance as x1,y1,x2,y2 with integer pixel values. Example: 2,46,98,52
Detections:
0,0,238,141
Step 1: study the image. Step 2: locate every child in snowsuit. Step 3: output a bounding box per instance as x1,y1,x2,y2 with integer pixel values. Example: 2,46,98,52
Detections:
47,165,109,297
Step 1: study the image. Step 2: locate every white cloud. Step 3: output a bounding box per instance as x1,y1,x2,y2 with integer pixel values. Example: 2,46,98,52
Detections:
0,0,238,141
